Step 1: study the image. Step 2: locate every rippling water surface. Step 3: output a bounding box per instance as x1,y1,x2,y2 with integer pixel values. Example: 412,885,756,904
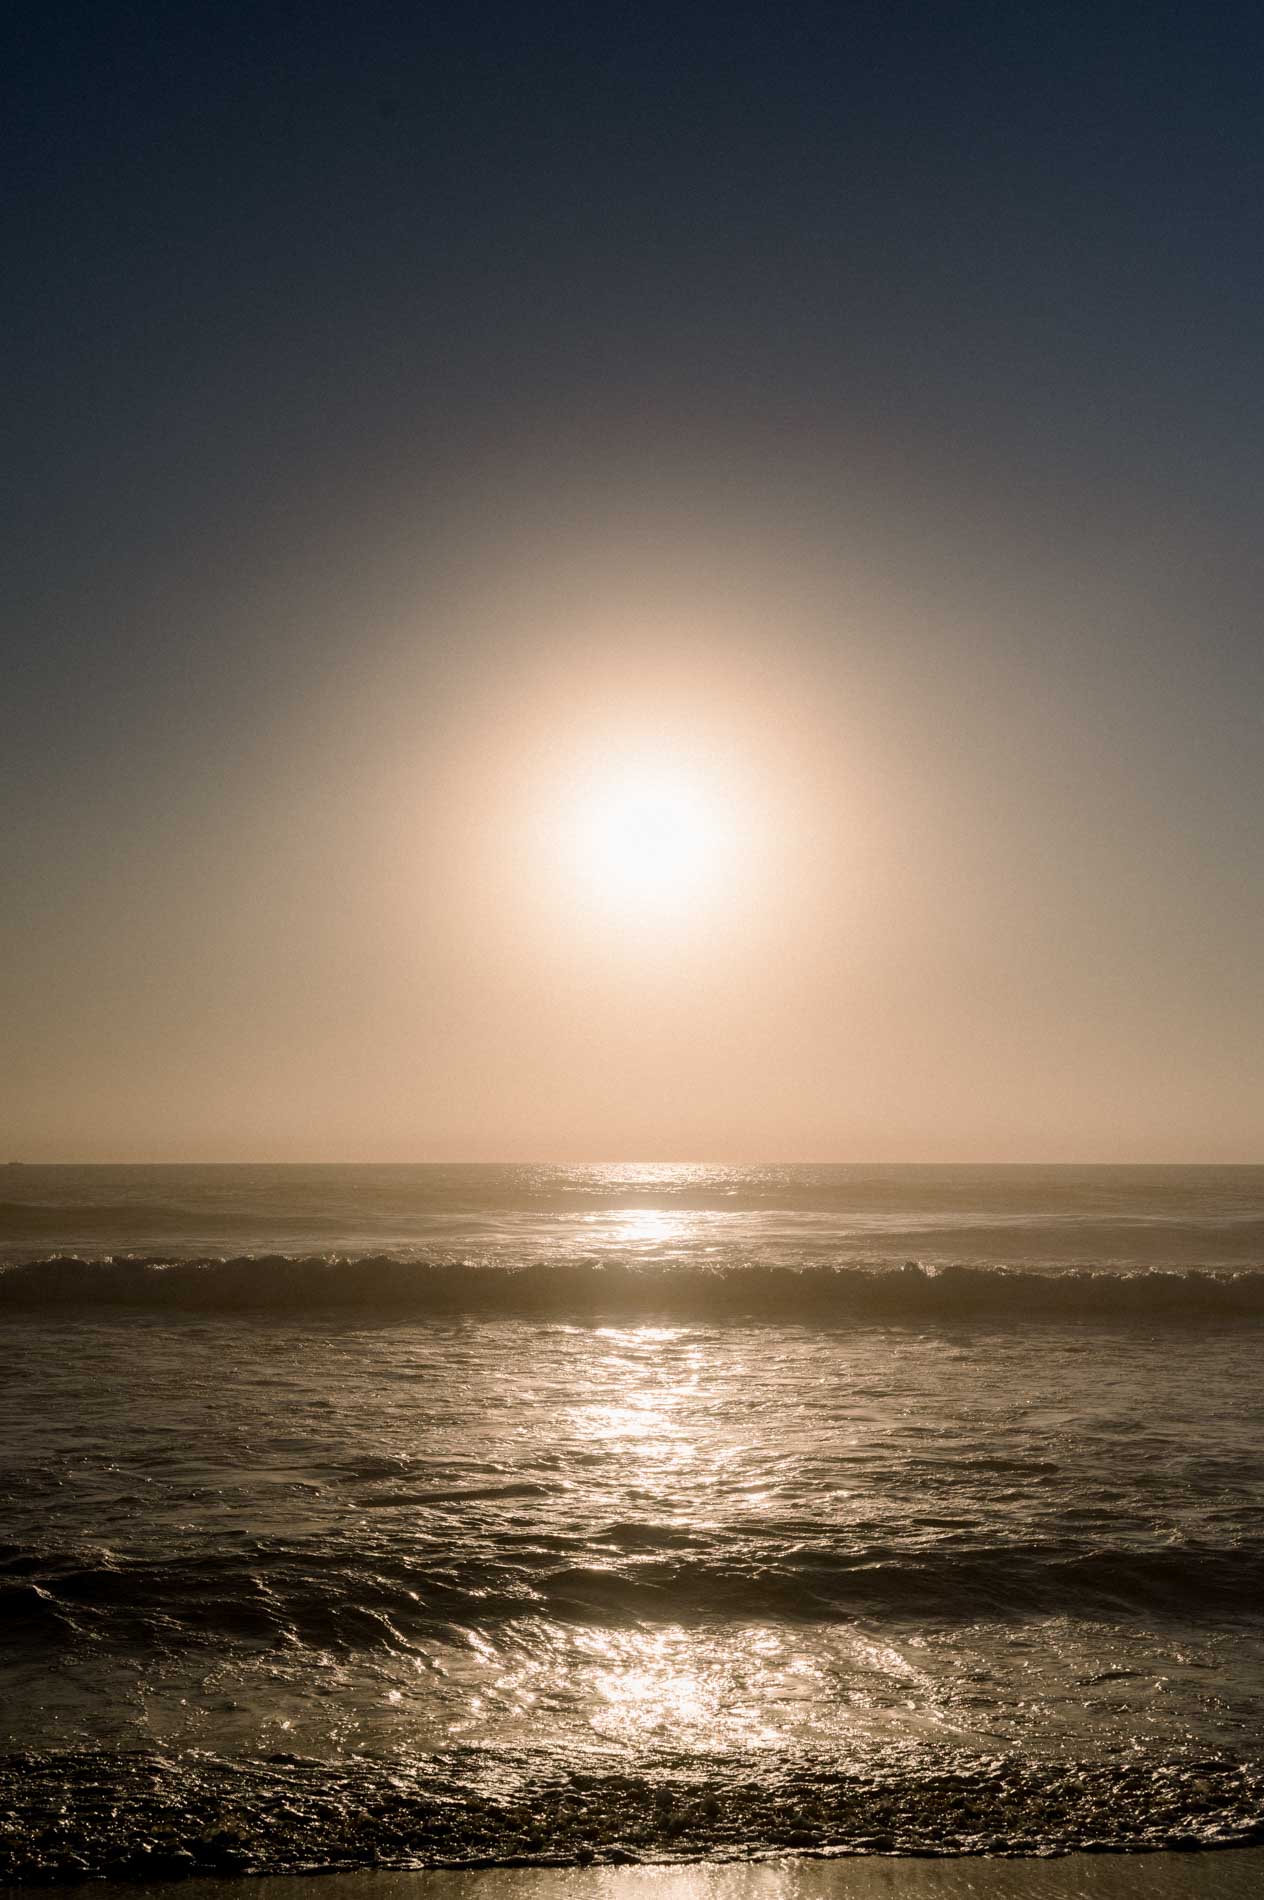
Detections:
2,1165,1263,1878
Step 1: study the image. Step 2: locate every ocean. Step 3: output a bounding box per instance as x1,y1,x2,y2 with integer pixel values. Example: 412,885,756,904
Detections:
2,1163,1263,1880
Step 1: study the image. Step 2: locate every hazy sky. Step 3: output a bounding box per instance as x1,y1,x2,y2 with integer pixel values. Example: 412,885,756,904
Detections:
3,2,1262,1161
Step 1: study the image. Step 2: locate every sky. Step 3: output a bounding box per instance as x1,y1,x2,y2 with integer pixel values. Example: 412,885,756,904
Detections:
3,0,1262,1162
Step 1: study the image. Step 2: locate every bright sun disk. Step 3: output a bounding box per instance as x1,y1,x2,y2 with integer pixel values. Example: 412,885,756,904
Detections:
570,757,734,920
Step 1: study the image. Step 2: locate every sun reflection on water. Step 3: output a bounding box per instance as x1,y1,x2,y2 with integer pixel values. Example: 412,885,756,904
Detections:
581,1626,793,1750
573,1324,703,1463
539,1326,802,1752
582,1206,712,1256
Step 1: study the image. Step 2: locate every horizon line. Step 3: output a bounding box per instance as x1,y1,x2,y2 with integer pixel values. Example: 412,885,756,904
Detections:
6,1157,1264,1170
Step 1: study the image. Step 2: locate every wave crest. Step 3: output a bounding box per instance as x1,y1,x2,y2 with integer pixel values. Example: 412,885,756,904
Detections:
2,1253,1263,1320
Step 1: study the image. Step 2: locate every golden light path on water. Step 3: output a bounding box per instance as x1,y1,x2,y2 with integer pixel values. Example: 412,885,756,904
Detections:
440,1324,931,1762
600,1209,702,1254
567,1329,769,1752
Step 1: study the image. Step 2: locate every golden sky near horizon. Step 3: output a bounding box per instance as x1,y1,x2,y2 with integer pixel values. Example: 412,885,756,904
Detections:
5,481,1261,1164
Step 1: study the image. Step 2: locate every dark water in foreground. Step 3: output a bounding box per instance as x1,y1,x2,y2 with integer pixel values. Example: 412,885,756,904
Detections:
2,1165,1263,1879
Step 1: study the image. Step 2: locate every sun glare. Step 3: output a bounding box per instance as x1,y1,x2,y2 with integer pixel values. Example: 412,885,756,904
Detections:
570,757,734,920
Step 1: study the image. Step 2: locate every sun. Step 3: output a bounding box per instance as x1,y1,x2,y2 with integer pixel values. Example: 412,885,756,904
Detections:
568,754,736,922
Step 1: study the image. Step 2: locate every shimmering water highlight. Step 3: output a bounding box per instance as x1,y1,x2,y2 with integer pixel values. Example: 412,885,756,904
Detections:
1,1166,1262,1879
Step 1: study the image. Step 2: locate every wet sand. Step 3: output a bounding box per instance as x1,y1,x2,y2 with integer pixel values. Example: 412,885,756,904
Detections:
5,1853,1263,1900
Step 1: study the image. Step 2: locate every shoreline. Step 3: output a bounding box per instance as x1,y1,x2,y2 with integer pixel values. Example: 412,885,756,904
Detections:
5,1849,1264,1900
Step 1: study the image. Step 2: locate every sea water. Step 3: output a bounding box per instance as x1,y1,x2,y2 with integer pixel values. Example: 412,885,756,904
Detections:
2,1164,1263,1878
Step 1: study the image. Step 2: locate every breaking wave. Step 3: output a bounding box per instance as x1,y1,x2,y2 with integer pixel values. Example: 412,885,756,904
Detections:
3,1252,1264,1320
7,1535,1264,1650
1,1744,1262,1879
